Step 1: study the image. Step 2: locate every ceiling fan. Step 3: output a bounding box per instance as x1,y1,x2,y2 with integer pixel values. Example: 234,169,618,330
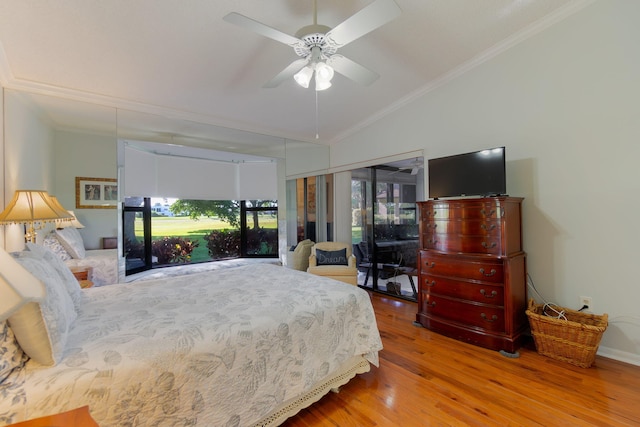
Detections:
393,158,423,175
223,0,401,91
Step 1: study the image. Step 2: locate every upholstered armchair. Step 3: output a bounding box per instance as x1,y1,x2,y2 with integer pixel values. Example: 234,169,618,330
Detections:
307,241,358,285
286,239,315,271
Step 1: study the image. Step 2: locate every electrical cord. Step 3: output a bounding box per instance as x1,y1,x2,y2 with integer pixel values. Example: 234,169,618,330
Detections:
527,273,567,320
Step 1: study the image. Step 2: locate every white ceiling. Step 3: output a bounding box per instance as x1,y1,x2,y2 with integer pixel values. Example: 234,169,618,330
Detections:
0,0,590,146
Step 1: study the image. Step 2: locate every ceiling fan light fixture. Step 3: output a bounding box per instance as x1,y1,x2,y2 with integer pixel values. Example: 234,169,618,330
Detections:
315,77,332,91
315,61,334,81
294,65,314,88
314,61,334,91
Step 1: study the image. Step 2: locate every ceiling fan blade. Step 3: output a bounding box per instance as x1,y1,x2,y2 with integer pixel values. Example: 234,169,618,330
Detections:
223,12,304,48
327,55,379,86
325,0,401,48
263,58,310,88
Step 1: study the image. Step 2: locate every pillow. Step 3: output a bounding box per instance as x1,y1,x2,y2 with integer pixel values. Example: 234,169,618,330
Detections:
42,230,72,261
26,242,82,309
293,239,313,254
316,248,348,266
8,254,77,366
55,227,86,259
0,321,28,384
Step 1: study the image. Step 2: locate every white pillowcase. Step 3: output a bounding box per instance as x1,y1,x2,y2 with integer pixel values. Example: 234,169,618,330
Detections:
26,242,82,309
42,230,72,261
55,228,86,259
0,320,28,384
8,253,77,366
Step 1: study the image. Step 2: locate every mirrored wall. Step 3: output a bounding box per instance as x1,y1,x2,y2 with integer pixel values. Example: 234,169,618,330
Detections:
2,89,330,279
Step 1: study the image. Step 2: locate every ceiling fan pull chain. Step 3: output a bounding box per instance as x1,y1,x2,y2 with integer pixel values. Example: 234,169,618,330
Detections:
315,90,320,139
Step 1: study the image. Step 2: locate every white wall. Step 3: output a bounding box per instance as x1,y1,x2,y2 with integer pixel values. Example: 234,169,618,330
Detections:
3,91,57,251
331,0,640,364
54,130,117,250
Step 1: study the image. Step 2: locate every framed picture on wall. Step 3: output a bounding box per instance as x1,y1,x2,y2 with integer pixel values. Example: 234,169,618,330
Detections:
75,177,117,209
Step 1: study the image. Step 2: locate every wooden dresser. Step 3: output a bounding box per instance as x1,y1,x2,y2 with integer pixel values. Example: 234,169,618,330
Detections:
416,197,528,353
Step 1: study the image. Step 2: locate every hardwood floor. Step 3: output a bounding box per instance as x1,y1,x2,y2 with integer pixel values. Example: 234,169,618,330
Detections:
283,292,640,426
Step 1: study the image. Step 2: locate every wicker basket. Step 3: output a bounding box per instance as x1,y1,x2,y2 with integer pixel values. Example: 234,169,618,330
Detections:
526,299,608,368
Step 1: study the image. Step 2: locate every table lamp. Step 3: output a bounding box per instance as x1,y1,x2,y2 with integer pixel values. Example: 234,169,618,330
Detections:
0,190,73,243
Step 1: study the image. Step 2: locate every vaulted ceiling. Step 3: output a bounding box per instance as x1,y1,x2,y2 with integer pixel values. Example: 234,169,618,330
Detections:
0,0,589,145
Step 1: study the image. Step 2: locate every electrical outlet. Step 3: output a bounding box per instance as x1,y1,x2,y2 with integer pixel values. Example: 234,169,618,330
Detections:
580,296,592,311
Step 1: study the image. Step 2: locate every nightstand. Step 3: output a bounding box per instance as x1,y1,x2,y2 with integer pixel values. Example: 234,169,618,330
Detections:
70,266,93,288
79,280,94,289
102,236,117,249
7,406,99,426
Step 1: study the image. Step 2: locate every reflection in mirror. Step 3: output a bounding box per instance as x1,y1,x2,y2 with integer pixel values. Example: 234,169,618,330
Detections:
116,109,286,159
2,89,117,252
284,174,334,271
351,157,424,302
3,88,332,280
291,175,334,244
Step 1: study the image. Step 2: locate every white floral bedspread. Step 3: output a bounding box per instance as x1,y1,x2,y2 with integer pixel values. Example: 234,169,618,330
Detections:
1,264,382,426
64,249,117,286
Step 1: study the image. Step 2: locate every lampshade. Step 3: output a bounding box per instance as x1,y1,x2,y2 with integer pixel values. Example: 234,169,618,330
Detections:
294,65,314,89
48,196,74,226
56,210,85,229
0,190,73,243
314,62,334,91
0,247,45,320
314,76,332,91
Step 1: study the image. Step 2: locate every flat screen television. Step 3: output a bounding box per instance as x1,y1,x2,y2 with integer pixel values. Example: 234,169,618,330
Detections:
428,147,506,199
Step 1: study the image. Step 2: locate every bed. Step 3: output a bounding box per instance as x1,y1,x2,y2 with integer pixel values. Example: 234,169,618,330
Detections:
43,228,118,286
0,246,383,426
63,249,118,287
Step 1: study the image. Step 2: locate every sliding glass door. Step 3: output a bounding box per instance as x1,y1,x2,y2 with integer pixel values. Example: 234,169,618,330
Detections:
351,159,422,301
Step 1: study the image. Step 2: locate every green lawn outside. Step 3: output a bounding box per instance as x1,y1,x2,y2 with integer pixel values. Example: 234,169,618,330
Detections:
135,216,363,263
136,215,277,263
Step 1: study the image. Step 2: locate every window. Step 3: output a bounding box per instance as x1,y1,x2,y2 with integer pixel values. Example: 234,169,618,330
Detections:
241,200,278,257
124,197,278,276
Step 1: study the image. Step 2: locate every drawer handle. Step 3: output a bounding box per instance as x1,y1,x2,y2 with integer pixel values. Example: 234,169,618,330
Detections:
426,223,437,229
481,242,497,249
480,289,497,298
480,223,496,231
481,313,498,322
481,209,496,217
426,301,436,308
424,262,436,269
428,239,439,245
425,280,436,287
479,268,497,277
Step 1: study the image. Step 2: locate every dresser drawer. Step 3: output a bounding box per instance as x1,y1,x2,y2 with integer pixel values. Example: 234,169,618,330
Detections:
420,275,504,304
423,219,502,237
420,202,505,220
420,295,506,332
423,234,504,255
419,251,504,283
